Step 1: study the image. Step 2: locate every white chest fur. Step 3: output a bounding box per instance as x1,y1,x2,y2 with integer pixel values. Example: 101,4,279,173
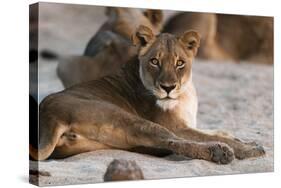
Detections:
156,82,198,128
171,82,198,128
176,82,198,128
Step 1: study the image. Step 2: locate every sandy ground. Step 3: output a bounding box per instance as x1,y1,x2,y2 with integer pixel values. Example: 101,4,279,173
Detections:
30,2,273,186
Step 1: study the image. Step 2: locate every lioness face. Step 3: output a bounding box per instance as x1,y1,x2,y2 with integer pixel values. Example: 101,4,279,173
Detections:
132,25,200,110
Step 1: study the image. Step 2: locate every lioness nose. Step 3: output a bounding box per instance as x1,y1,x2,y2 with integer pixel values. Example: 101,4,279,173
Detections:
160,84,176,94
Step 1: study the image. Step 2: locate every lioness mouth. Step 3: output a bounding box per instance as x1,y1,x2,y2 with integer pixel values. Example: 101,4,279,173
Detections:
161,97,175,100
158,95,178,100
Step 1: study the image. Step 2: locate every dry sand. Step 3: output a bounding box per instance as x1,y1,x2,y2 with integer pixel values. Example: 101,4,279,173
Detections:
30,3,273,186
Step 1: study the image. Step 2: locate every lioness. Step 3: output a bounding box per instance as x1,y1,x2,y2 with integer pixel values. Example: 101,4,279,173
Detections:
57,7,163,88
30,25,265,164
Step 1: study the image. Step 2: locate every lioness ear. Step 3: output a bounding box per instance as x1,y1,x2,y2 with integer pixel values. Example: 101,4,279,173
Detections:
131,25,155,47
178,30,201,56
143,9,163,28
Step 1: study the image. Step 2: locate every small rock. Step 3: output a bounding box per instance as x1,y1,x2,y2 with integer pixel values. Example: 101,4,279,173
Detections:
103,159,144,181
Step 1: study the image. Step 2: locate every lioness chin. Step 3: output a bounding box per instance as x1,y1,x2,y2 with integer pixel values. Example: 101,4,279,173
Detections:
30,25,265,164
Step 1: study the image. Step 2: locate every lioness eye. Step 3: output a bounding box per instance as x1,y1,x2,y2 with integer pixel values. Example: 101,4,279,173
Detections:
176,60,185,68
150,58,159,66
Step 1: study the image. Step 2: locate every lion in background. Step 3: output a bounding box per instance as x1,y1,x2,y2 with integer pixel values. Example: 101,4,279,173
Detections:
164,12,273,64
56,7,163,88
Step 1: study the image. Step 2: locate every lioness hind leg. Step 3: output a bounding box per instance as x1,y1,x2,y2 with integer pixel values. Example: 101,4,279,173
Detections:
50,132,112,159
29,122,69,161
174,127,265,159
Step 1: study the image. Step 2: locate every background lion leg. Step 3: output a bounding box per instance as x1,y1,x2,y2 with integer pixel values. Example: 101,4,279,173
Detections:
173,127,265,159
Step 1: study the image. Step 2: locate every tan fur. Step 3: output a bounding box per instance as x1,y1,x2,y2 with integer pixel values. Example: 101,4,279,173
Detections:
30,26,265,164
164,13,273,64
57,7,163,88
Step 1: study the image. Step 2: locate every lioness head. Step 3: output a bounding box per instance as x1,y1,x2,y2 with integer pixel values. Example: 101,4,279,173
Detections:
132,25,200,110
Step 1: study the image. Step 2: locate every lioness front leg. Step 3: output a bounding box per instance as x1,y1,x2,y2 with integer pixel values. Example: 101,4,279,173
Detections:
122,120,234,164
91,106,234,164
173,127,265,159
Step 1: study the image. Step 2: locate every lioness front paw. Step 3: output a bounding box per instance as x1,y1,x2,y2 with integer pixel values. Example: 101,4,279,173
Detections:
208,143,234,164
235,143,265,159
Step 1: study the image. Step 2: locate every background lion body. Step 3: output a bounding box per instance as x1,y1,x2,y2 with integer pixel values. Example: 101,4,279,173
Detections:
57,8,163,88
164,13,273,64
